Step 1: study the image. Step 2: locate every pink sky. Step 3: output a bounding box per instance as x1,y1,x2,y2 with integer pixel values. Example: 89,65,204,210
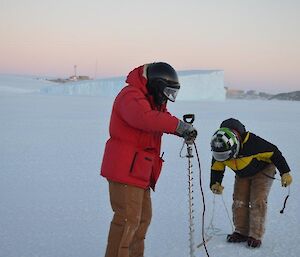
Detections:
0,0,299,93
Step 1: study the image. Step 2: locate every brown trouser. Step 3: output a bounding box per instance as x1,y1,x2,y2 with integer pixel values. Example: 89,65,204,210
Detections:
104,181,152,257
232,165,275,240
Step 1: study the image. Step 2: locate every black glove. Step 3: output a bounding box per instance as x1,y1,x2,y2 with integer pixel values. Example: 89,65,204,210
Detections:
176,120,198,144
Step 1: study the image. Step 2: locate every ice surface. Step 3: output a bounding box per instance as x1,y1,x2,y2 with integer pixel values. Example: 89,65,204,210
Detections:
0,76,299,257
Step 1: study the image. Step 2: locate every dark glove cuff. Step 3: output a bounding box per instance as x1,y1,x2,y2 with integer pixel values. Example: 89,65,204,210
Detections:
176,120,189,136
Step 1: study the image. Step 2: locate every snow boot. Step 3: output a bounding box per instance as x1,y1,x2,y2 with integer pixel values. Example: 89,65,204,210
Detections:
247,237,261,248
226,232,248,243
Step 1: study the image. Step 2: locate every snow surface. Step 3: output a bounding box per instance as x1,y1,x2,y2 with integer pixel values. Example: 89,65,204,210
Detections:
39,70,225,101
0,76,299,257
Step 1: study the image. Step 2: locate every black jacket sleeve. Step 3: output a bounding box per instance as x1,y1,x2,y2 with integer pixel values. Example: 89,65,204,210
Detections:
210,158,225,188
254,135,290,175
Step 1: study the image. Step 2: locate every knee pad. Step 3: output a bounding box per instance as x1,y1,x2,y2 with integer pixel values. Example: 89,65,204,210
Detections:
249,199,267,209
233,200,248,208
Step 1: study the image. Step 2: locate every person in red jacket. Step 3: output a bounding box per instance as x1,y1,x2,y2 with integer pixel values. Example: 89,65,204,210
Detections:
101,62,197,257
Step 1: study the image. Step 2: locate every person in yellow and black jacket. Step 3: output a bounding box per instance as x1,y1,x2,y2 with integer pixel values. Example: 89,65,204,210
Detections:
210,118,292,248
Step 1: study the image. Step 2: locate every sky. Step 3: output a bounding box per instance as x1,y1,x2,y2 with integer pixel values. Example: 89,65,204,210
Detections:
0,0,299,93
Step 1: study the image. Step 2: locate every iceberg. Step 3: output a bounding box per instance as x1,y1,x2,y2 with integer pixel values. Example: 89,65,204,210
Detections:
3,70,226,101
177,70,225,101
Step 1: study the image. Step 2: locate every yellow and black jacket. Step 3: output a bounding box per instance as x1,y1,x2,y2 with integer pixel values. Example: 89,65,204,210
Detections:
210,132,290,187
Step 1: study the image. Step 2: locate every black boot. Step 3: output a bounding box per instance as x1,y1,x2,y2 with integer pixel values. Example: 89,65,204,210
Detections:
247,237,261,248
227,232,248,243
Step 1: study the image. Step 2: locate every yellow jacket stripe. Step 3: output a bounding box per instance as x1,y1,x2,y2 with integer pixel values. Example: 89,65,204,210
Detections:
210,132,290,187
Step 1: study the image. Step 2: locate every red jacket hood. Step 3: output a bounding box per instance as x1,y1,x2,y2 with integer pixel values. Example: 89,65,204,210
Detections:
125,65,148,94
125,64,167,110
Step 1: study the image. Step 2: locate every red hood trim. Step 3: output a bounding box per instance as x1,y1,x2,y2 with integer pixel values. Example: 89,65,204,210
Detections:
125,65,148,94
125,64,168,111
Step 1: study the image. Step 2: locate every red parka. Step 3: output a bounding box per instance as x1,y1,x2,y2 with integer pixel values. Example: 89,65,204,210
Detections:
100,65,179,190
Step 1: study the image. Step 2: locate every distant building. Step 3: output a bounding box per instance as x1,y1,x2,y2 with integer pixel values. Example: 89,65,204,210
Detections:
78,76,90,81
226,88,274,100
226,88,245,99
68,75,90,81
48,75,91,84
69,75,78,81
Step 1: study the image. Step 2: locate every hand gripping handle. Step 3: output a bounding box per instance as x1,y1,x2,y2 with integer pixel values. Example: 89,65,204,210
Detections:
183,114,195,124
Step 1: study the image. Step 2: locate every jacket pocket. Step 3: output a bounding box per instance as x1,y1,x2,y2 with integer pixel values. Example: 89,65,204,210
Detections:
129,150,154,182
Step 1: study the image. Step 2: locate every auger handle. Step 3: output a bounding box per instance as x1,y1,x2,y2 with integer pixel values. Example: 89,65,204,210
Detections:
183,114,195,124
